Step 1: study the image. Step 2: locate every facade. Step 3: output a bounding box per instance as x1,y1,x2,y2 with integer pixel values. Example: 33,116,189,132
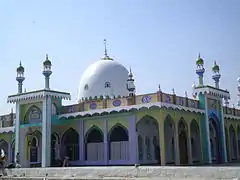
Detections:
0,45,240,168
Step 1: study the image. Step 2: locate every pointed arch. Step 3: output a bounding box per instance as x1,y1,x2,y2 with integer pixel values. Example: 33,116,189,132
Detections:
84,126,104,161
178,118,188,165
108,123,128,142
164,114,175,164
24,105,42,124
229,124,237,160
62,128,79,161
108,123,129,161
136,115,160,164
85,126,104,143
51,132,60,144
190,119,201,163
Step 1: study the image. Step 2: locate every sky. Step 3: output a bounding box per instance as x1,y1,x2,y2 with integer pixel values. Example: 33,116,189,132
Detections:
0,0,240,114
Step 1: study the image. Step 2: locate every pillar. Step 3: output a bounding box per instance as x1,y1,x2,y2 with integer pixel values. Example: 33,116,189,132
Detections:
175,125,180,165
14,102,20,163
219,99,228,163
235,128,239,159
41,96,52,167
204,96,212,163
187,126,193,165
159,119,165,165
103,119,108,165
79,120,84,164
128,115,137,164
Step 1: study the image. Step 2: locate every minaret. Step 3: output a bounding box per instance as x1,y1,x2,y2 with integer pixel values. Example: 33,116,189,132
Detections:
196,53,205,87
126,67,136,96
212,61,221,89
42,54,52,90
237,76,240,107
16,61,25,94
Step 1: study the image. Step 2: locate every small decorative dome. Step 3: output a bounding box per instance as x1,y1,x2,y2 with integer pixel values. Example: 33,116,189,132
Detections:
237,76,240,83
17,61,24,73
196,53,204,65
212,61,220,72
43,54,52,66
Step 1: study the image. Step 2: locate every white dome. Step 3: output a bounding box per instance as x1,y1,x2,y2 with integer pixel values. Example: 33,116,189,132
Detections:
77,58,129,102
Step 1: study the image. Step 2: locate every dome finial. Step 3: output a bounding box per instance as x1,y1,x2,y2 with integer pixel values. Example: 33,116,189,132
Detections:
104,39,108,57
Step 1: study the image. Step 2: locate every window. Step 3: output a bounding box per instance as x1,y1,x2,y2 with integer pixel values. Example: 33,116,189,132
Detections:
105,81,111,88
84,84,89,90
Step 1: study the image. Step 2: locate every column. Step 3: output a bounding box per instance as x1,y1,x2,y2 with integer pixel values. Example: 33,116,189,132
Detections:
128,115,137,164
79,120,84,164
175,125,180,165
103,119,108,165
236,130,239,159
41,96,52,167
204,96,212,163
8,141,11,163
219,99,228,163
187,127,193,165
159,120,165,165
14,102,20,163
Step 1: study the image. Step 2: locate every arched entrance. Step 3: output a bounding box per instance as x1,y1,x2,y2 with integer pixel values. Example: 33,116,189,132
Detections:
136,115,160,164
190,120,201,163
164,115,175,164
51,132,60,165
209,118,221,163
237,126,240,159
225,126,230,162
28,130,42,166
85,126,104,161
0,139,8,158
62,128,79,161
178,119,188,165
229,125,237,160
108,124,129,161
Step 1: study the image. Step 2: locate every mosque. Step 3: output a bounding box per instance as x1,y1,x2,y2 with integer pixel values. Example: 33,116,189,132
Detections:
0,41,240,168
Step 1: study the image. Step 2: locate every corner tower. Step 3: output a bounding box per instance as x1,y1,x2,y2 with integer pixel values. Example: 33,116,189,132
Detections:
16,61,25,94
193,54,229,165
42,54,52,90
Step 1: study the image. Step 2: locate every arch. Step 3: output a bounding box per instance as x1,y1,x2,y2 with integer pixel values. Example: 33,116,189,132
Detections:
85,126,104,143
51,132,60,144
84,126,104,161
209,118,221,163
164,115,175,164
0,139,8,158
229,124,237,160
24,105,42,124
237,125,240,158
52,103,58,115
108,123,128,142
178,118,188,165
62,128,79,161
108,123,129,161
190,119,201,163
51,132,60,163
137,115,160,164
29,133,41,163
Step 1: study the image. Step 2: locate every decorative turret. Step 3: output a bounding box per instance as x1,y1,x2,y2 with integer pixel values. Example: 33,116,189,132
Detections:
16,61,25,94
237,76,240,107
196,53,205,87
42,54,52,90
212,60,221,88
101,39,113,61
126,67,135,96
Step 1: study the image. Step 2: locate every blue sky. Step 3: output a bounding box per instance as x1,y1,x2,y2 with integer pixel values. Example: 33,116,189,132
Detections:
0,0,239,113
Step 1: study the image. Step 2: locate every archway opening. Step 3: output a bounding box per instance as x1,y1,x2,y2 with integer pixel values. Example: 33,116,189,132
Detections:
85,127,104,161
178,119,188,165
108,124,129,161
229,125,237,160
62,128,79,161
237,126,240,159
190,120,201,163
209,118,221,164
136,115,160,164
164,116,175,164
0,139,8,159
30,137,38,163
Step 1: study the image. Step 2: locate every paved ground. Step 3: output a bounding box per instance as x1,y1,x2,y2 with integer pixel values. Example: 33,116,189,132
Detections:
1,163,240,179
